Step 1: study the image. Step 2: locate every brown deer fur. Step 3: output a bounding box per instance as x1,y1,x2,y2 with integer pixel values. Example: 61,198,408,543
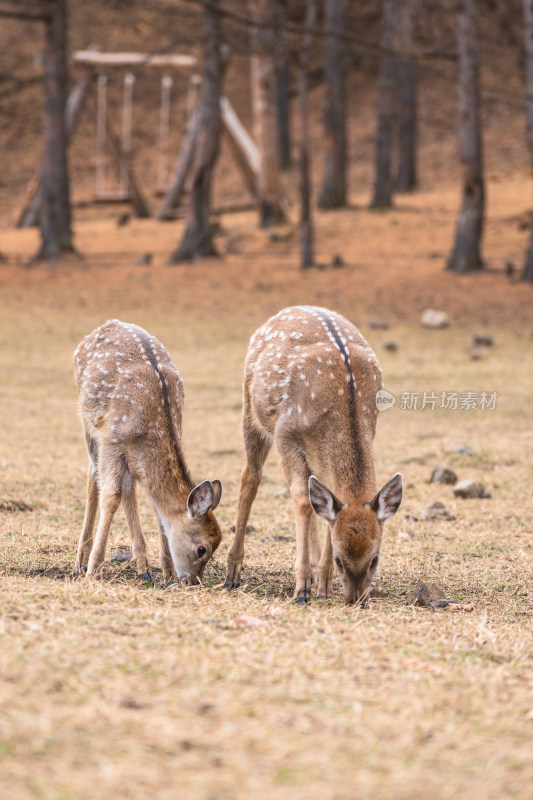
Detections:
73,320,222,584
224,306,402,604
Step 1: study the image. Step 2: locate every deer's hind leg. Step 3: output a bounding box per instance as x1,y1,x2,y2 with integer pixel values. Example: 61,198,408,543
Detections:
76,432,99,573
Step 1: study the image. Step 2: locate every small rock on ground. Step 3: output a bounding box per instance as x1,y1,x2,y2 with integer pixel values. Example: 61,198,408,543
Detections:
453,479,491,499
421,309,449,329
473,333,494,347
430,465,458,485
112,547,133,563
419,501,456,521
367,316,389,330
409,582,446,607
455,444,476,455
370,580,388,599
230,524,256,533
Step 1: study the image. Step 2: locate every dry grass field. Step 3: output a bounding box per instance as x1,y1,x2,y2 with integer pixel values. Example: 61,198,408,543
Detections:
1,177,533,799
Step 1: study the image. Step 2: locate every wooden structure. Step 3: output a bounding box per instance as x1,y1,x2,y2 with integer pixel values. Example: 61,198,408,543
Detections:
17,49,267,226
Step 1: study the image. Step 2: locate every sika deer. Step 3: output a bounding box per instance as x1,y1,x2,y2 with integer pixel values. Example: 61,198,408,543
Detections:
74,320,222,584
224,306,402,604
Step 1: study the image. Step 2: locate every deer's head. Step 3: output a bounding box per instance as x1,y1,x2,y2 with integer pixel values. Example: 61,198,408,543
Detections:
309,473,403,604
167,479,222,584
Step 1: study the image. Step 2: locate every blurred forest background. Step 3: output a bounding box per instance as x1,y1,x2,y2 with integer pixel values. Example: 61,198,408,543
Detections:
0,0,532,278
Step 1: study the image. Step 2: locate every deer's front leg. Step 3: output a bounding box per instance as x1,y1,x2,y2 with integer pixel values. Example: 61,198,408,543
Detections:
122,472,152,581
224,461,262,589
76,465,98,574
290,485,320,605
158,523,176,585
86,490,121,576
86,446,123,576
317,527,334,599
225,420,271,590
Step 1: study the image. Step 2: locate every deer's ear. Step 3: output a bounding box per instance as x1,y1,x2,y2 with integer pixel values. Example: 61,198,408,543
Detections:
370,473,403,524
308,475,345,524
187,480,215,518
211,479,222,510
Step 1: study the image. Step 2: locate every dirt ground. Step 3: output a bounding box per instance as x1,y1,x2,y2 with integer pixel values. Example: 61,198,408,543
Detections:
1,169,533,799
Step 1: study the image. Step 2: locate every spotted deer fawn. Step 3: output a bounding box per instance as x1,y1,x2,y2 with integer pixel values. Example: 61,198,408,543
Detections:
224,306,402,604
74,320,222,584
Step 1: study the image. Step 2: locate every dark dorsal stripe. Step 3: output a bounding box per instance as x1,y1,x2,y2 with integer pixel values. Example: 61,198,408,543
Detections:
304,306,356,397
300,306,365,468
126,323,192,488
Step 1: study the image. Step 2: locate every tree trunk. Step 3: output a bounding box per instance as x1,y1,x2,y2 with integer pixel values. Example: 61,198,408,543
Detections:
274,0,291,171
249,0,285,227
395,0,417,193
168,0,222,264
370,0,399,209
32,0,74,262
17,67,93,229
523,0,533,282
446,0,485,274
299,0,317,269
317,0,349,209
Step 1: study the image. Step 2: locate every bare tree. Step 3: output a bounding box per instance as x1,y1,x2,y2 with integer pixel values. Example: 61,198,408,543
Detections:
446,0,484,274
168,0,223,263
523,0,533,282
299,0,317,268
395,0,417,193
370,0,399,209
317,0,349,209
1,0,75,261
274,0,291,171
249,0,285,226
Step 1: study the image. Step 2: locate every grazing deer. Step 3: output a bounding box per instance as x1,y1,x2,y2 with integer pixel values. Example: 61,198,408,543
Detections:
224,306,402,604
73,320,222,584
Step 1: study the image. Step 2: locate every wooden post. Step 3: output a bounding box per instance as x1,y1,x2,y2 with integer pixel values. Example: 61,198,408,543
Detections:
158,74,173,192
220,96,259,200
157,107,200,220
88,92,150,217
96,73,107,196
119,73,135,196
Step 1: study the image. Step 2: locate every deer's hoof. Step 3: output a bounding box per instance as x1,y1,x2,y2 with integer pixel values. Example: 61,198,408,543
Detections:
74,565,87,575
294,591,310,606
138,571,153,582
223,580,240,590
